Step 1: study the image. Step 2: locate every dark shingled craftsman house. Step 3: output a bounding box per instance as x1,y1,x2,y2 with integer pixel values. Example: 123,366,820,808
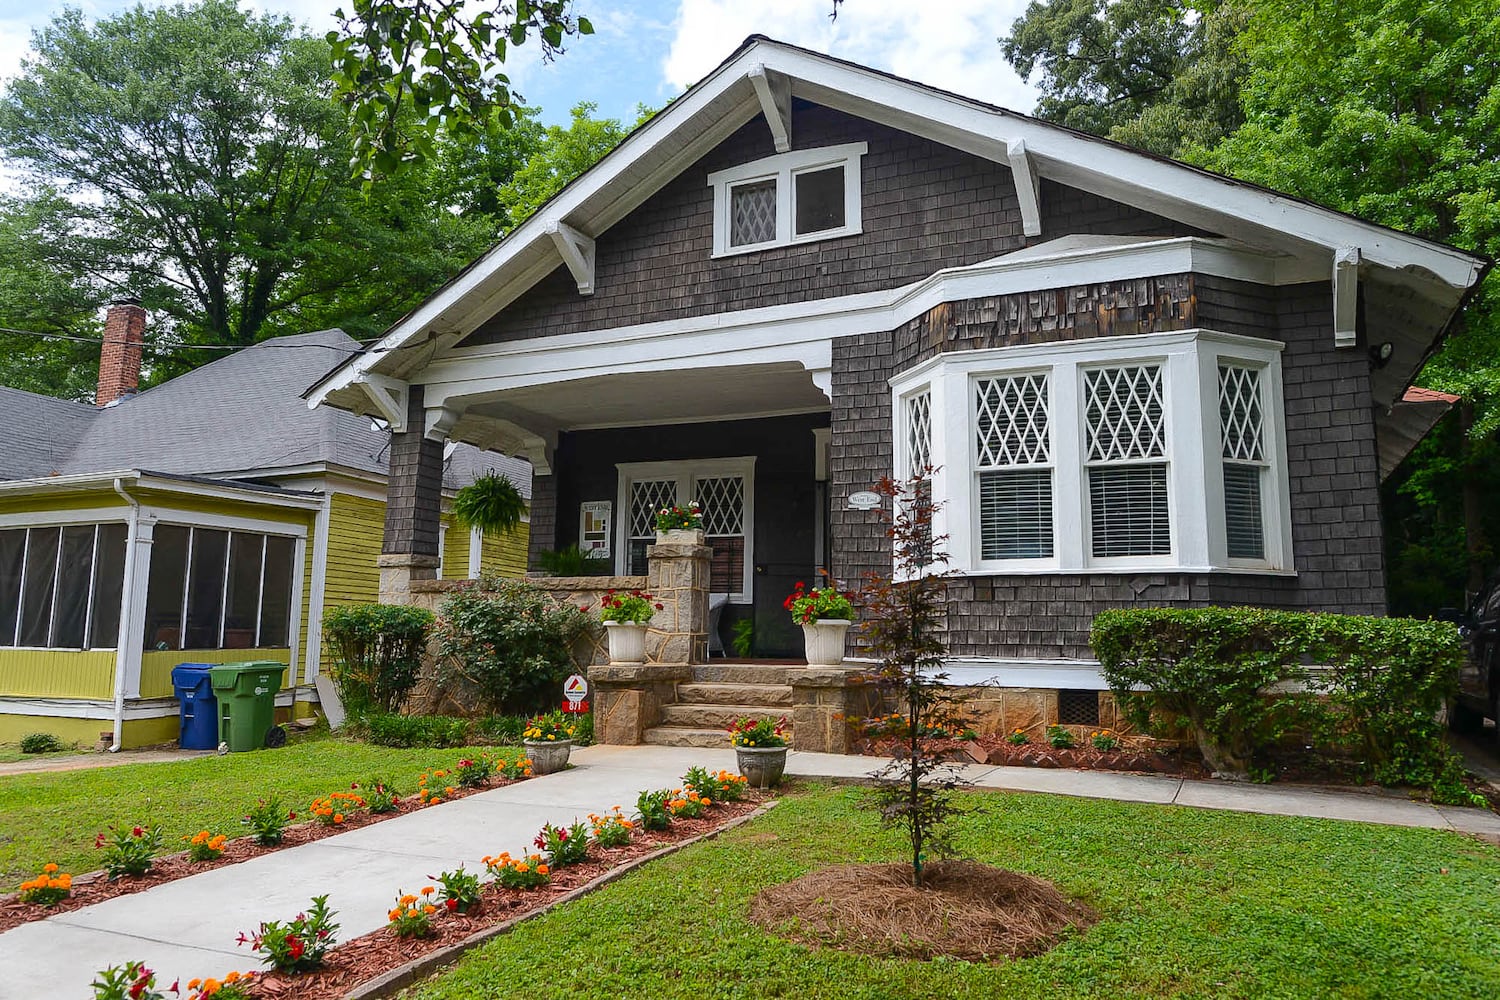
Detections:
307,37,1487,748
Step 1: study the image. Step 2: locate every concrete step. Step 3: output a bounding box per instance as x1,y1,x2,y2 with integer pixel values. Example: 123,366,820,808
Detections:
642,726,733,749
659,702,789,730
690,663,800,685
676,682,792,707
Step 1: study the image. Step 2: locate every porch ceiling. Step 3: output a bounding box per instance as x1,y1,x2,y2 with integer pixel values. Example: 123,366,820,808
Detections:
463,361,830,432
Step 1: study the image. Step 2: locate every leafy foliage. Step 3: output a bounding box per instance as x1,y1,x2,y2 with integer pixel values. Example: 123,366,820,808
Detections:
0,1,501,383
857,473,970,888
536,544,614,575
495,101,653,225
328,0,592,178
450,472,528,536
349,711,473,748
432,579,594,714
1003,0,1247,155
322,604,435,714
239,894,339,972
18,732,64,755
1092,607,1465,786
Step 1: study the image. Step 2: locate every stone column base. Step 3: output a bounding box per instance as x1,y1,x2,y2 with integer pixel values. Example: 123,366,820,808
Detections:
378,553,441,606
790,666,882,754
588,662,692,745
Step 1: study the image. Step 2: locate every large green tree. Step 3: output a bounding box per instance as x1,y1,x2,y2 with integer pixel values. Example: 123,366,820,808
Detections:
0,0,501,382
1002,0,1247,156
494,101,653,226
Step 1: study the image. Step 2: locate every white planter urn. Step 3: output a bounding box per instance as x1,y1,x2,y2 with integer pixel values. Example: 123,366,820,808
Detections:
655,528,705,546
604,620,649,663
801,619,852,667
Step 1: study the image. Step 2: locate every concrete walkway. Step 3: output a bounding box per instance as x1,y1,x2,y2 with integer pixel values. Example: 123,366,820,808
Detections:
3,744,1498,1000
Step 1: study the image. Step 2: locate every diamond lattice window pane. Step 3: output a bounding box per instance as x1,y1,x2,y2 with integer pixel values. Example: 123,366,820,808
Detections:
1218,365,1264,462
975,374,1050,467
693,476,745,535
1084,366,1166,462
630,480,678,538
905,392,932,474
730,180,777,246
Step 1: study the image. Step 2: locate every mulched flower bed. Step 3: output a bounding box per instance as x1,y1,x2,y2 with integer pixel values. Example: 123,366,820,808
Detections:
0,777,524,935
853,735,1206,778
245,796,768,1000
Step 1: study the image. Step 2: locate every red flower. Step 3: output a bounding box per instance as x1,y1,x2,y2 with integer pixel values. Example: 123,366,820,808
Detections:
445,898,459,911
94,833,106,848
132,826,143,837
288,936,305,961
654,603,664,611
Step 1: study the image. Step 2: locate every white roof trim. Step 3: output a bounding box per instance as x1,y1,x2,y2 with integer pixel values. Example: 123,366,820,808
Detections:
307,36,1486,413
0,470,326,509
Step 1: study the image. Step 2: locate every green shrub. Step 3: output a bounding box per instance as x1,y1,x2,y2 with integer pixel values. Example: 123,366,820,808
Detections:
322,604,435,714
451,472,527,536
19,732,65,754
1092,607,1463,785
474,714,526,744
351,711,471,748
537,544,613,576
433,579,593,715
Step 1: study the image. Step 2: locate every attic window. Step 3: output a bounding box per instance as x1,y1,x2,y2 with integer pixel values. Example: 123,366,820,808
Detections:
708,142,866,257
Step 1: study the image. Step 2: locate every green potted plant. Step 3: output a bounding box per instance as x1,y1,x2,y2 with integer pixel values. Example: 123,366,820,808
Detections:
450,472,527,536
523,710,578,775
653,501,704,545
784,580,855,667
728,715,789,788
599,589,661,663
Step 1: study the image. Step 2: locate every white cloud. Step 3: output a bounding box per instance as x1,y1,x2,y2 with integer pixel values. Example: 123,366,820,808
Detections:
662,0,1038,113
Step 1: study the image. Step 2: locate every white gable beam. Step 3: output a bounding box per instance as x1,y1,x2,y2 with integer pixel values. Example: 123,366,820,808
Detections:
1007,139,1043,238
547,221,596,296
358,375,408,432
749,64,792,153
1333,246,1362,348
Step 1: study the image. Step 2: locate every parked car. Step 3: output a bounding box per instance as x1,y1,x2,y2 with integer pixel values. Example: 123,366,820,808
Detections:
1452,573,1500,743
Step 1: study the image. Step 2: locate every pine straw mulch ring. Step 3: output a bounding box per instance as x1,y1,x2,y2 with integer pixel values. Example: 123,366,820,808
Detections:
749,861,1095,962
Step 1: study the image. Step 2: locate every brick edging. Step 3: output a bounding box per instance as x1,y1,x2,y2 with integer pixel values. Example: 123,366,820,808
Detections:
341,800,781,1000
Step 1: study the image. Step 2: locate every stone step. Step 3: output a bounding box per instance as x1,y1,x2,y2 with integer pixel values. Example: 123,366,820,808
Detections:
659,702,789,730
676,682,793,707
690,663,801,685
642,726,733,749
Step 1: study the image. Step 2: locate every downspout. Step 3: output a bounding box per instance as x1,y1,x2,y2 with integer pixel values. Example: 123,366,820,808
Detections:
109,478,140,752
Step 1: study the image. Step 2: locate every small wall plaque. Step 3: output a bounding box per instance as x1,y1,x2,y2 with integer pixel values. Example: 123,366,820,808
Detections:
847,490,882,511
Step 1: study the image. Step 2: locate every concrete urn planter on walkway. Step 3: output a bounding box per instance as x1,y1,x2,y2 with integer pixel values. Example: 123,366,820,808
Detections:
735,745,788,788
801,619,852,667
604,621,649,664
523,739,573,775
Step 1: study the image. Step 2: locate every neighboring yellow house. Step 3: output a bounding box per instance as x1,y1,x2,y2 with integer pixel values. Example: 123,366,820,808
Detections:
0,315,528,749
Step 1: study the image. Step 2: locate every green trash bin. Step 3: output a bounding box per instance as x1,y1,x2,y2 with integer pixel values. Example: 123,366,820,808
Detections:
209,662,288,752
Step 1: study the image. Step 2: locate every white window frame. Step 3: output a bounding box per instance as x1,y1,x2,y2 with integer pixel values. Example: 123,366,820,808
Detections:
0,521,126,651
706,142,867,258
971,369,1057,571
615,457,756,602
889,328,1293,576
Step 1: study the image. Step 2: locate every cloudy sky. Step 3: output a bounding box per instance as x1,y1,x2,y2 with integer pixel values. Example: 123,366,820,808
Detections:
0,0,1040,126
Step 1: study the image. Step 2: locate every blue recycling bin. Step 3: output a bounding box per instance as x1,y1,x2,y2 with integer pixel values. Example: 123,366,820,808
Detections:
171,663,220,750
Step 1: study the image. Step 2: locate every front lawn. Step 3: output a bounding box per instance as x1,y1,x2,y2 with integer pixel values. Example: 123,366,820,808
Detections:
0,734,513,882
407,785,1500,1000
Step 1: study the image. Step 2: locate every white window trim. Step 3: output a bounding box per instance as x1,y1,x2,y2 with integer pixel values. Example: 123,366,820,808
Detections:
615,457,756,602
707,142,867,258
970,368,1057,572
890,328,1294,576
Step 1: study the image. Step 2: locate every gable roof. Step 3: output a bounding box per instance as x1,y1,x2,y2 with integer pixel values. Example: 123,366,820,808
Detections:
1,329,529,497
308,34,1488,419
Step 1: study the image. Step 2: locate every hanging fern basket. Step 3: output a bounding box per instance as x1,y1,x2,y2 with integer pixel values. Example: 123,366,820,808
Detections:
451,473,528,536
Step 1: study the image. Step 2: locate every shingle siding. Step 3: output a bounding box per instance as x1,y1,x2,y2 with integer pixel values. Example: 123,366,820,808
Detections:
831,274,1386,659
464,103,1199,346
382,385,444,558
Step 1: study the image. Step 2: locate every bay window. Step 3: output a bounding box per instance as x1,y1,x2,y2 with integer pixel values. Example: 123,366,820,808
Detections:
889,328,1291,575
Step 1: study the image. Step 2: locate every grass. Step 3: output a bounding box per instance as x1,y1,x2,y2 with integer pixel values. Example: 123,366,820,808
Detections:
406,784,1500,1000
0,733,518,881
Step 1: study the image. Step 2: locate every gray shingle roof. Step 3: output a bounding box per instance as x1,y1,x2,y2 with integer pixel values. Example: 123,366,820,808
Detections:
0,329,529,498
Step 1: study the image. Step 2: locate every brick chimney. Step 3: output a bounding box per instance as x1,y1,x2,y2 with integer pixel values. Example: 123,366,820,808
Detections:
96,298,147,407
